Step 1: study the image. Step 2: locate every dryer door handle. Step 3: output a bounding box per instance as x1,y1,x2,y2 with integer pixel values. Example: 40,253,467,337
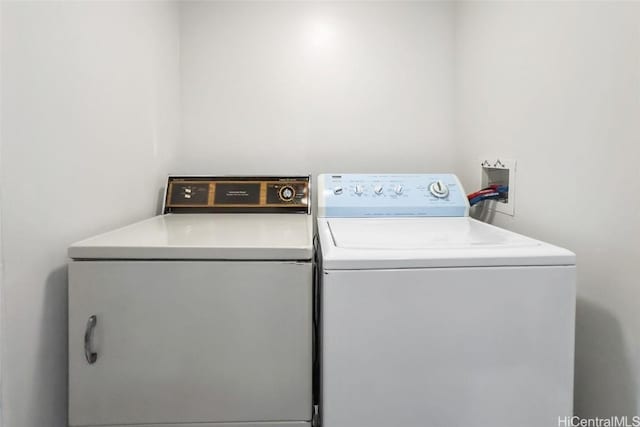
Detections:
84,315,98,364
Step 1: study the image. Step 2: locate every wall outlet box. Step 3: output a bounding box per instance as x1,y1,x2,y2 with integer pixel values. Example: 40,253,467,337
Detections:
479,158,516,216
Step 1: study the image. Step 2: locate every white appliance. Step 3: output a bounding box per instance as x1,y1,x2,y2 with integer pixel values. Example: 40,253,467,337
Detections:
68,176,314,427
316,173,576,427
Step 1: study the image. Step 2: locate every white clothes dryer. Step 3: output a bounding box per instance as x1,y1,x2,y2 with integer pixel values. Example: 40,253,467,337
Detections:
68,176,314,427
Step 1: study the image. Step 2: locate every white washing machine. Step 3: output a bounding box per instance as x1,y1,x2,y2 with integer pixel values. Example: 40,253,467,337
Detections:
68,176,314,427
316,173,576,427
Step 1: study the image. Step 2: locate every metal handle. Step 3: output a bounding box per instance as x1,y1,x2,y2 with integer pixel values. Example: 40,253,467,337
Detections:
84,315,98,364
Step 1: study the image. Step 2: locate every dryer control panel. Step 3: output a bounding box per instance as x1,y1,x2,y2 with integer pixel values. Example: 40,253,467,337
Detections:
164,176,310,214
317,173,469,217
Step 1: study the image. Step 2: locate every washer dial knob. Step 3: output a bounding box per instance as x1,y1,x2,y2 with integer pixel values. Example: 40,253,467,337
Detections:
279,185,296,202
354,184,364,195
429,180,449,198
374,185,384,195
394,185,404,195
333,186,344,195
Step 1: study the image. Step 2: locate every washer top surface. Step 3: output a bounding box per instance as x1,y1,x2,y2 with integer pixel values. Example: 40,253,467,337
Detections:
318,217,575,269
69,213,313,260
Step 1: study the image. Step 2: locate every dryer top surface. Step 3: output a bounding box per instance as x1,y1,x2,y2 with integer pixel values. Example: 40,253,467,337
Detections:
70,214,313,260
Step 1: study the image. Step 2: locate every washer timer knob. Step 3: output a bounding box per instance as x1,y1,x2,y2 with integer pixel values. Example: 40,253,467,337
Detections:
429,180,450,198
354,184,364,195
374,185,384,195
279,185,296,202
394,185,404,195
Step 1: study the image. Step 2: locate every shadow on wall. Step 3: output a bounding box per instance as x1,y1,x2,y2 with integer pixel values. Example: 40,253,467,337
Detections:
32,265,69,427
574,297,638,418
471,202,496,223
156,187,166,215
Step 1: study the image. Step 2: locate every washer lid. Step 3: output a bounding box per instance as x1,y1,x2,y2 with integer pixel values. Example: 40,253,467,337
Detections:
318,217,575,269
69,214,313,260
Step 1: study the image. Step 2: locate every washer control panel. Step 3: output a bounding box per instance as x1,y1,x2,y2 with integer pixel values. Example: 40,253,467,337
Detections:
318,173,469,217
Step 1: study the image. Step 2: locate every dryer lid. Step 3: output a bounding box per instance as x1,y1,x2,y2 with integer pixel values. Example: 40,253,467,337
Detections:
69,214,313,260
318,217,575,269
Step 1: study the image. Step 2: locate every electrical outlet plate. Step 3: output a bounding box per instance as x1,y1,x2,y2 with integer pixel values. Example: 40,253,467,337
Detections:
479,158,516,216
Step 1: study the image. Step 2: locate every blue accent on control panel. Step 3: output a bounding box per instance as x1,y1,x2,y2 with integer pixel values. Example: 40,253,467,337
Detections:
319,173,469,217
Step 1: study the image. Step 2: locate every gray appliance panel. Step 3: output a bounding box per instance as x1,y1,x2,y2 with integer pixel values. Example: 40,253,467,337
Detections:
69,260,312,426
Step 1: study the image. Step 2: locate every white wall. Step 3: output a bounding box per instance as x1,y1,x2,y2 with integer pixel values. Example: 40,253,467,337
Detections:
0,2,180,426
455,1,640,417
178,1,456,176
2,1,639,424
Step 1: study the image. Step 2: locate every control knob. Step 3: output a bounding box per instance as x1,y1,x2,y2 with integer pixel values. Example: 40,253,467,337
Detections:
374,185,384,195
279,185,296,202
429,180,449,198
394,185,404,195
333,186,343,195
354,184,364,195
